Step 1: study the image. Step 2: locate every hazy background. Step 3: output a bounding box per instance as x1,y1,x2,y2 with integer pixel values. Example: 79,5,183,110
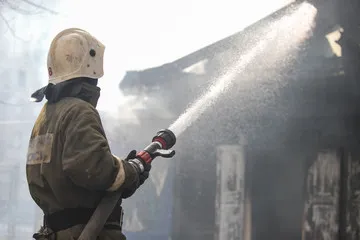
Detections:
1,0,355,239
0,0,292,238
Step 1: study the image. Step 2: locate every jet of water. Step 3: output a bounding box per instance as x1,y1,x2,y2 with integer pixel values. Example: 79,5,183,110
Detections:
168,2,317,137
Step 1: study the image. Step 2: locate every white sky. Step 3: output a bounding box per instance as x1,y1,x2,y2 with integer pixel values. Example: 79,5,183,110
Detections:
4,0,294,113
53,0,293,70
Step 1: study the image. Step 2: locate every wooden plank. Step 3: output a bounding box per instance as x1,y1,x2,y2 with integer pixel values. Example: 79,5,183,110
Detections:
346,153,360,240
215,145,246,240
302,150,340,240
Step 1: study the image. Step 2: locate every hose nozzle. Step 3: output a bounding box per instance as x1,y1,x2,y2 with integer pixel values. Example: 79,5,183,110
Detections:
136,129,176,165
152,129,176,150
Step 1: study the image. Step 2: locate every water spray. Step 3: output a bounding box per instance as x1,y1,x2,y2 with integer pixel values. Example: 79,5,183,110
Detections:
79,2,317,239
169,2,317,138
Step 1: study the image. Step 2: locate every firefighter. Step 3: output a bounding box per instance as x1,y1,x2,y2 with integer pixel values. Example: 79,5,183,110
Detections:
26,28,150,240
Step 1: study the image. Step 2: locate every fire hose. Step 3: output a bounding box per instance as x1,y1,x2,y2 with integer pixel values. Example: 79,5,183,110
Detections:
78,129,176,240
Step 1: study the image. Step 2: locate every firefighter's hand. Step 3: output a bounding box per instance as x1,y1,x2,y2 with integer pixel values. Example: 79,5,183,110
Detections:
124,150,137,161
138,159,151,185
125,150,151,185
121,150,151,198
121,160,141,199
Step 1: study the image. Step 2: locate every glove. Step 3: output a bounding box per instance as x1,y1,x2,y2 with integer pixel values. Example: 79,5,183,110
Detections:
121,150,152,198
121,159,140,199
125,150,152,186
124,149,136,161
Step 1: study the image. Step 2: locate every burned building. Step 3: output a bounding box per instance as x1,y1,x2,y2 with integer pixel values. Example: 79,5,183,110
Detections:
118,0,360,239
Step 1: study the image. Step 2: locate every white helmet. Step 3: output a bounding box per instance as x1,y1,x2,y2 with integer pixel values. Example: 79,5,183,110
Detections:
47,28,105,84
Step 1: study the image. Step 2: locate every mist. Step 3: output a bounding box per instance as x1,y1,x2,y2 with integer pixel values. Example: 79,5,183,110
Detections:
1,0,360,239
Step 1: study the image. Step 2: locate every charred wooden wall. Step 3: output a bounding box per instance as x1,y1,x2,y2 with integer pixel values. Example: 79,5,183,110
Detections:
302,150,341,240
302,149,360,240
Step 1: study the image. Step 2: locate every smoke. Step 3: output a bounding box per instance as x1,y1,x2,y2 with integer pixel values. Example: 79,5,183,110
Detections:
169,2,317,137
0,0,323,239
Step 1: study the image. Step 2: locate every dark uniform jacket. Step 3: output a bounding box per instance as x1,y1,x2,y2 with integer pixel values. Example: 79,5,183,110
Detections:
26,96,126,214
